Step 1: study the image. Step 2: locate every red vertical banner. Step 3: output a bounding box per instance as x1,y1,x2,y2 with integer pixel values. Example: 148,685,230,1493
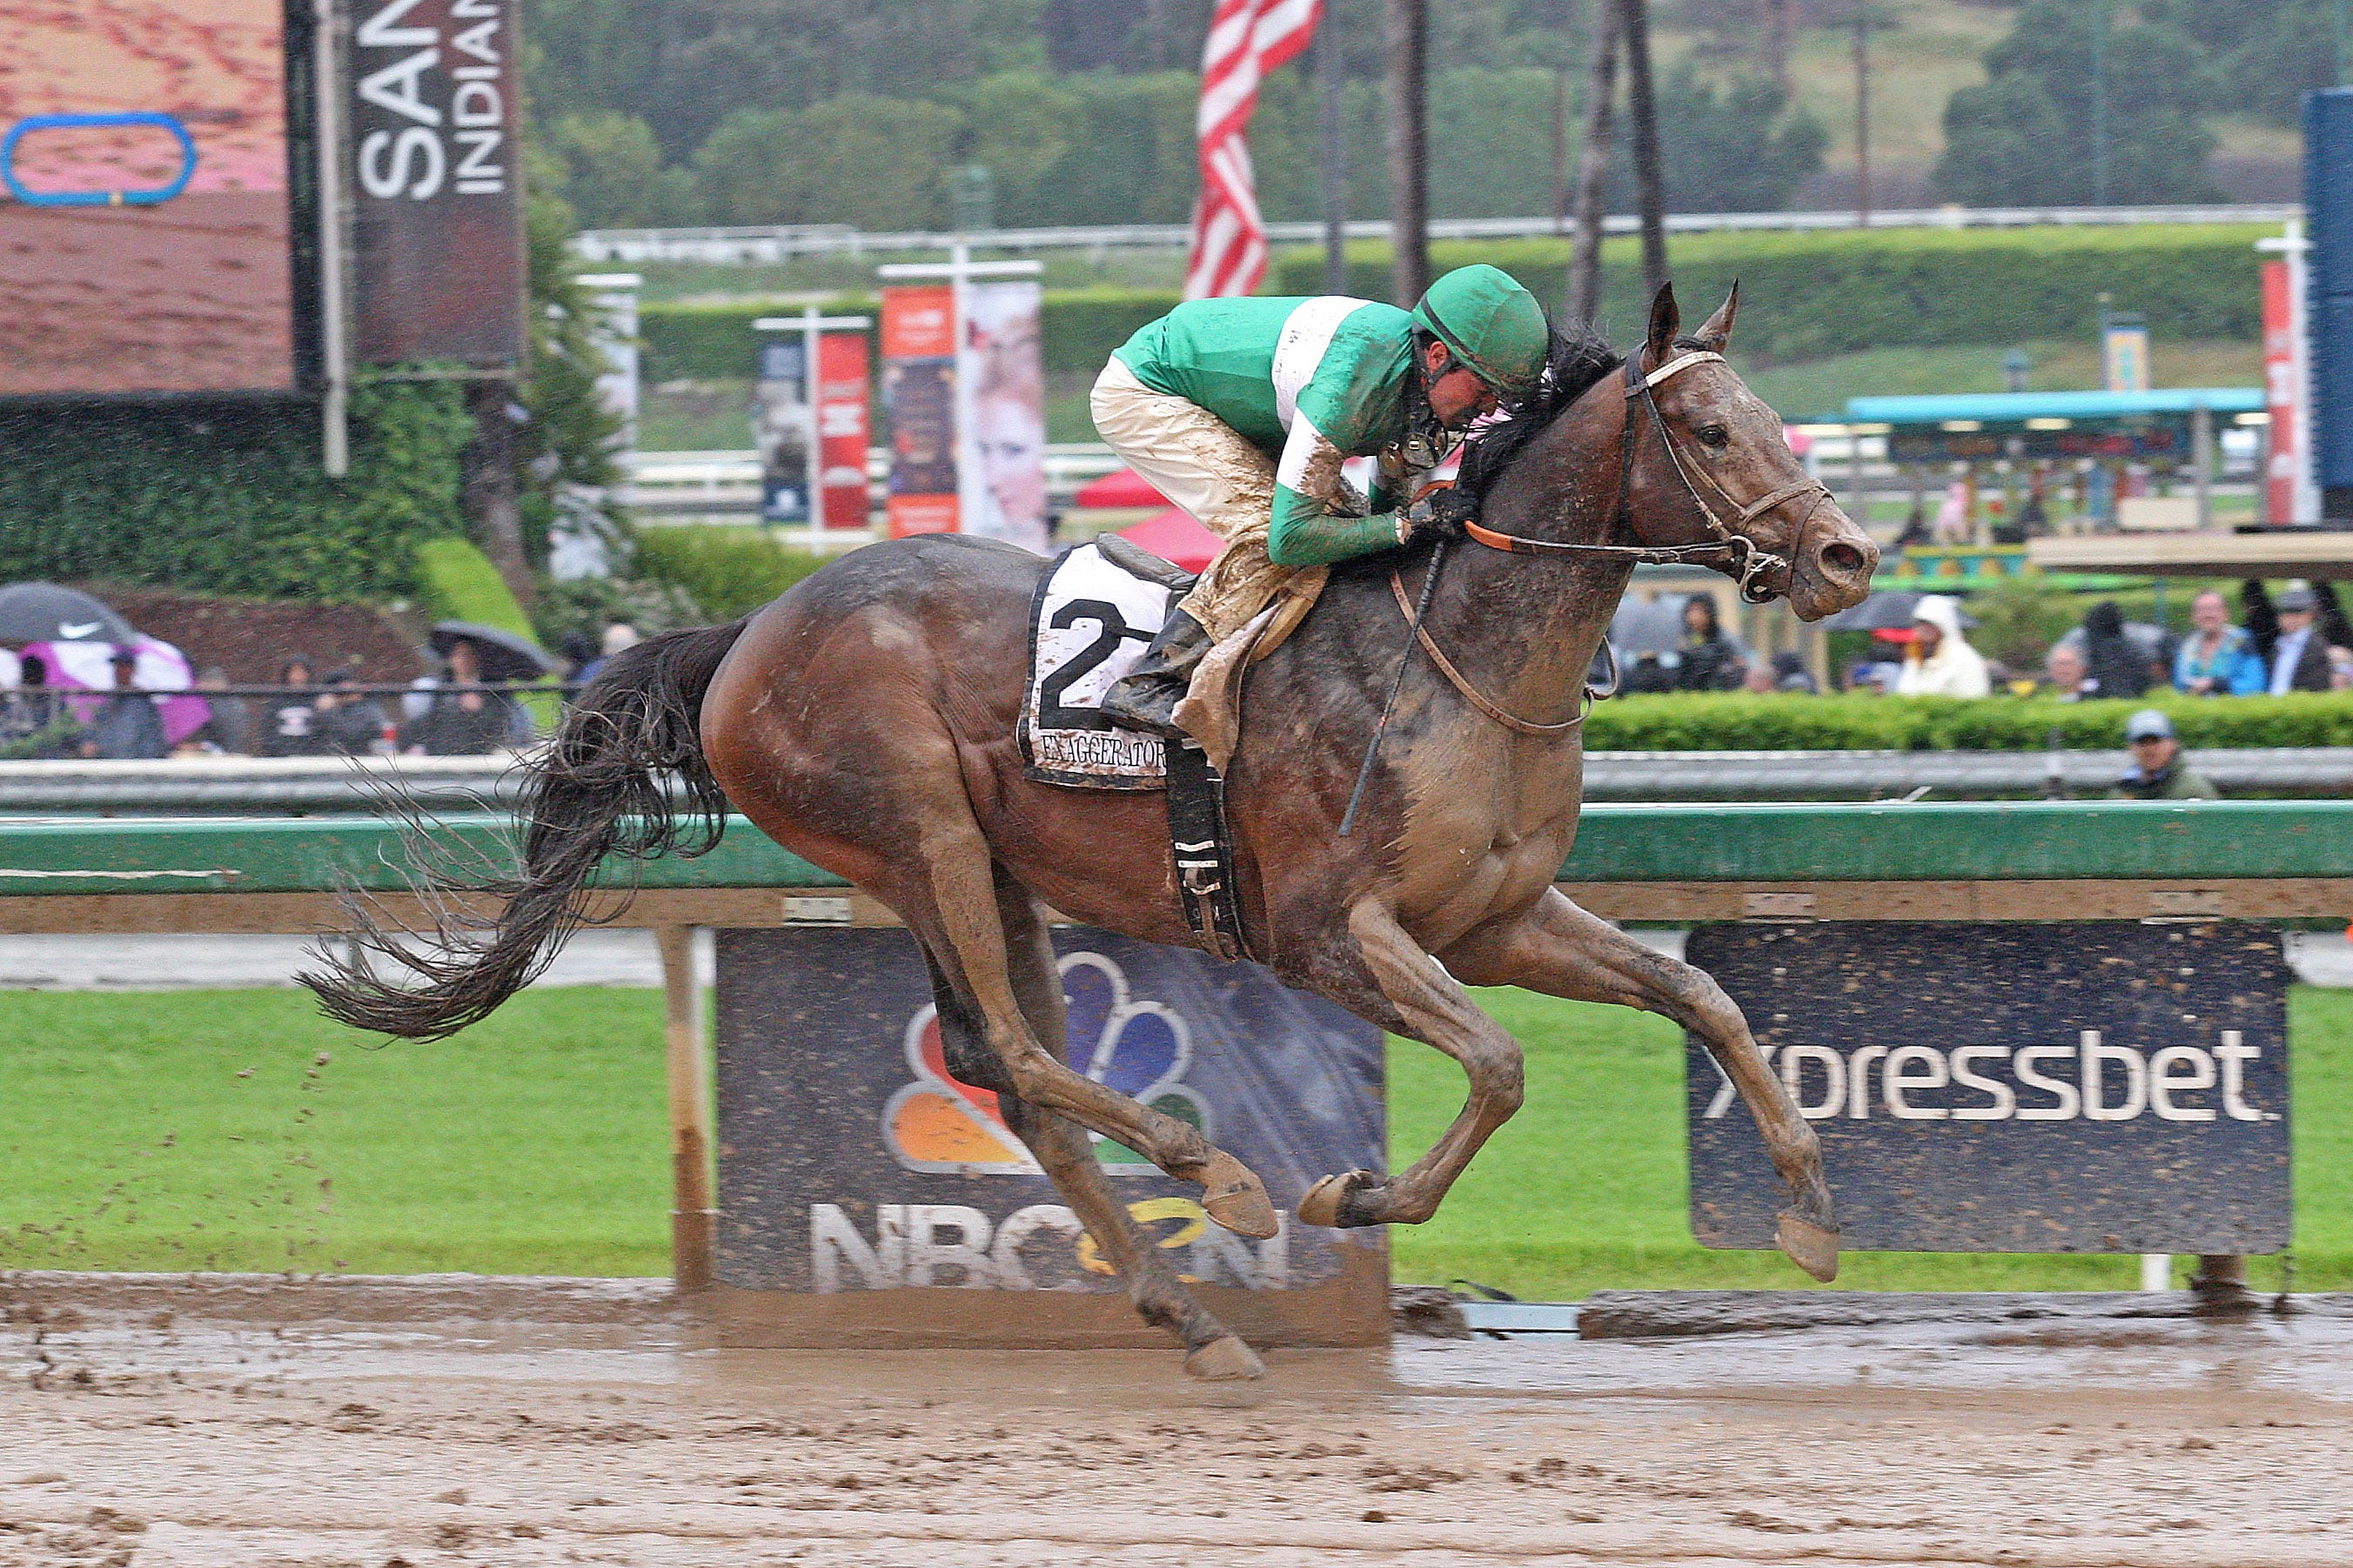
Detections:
817,332,872,530
2263,258,2301,525
882,285,959,537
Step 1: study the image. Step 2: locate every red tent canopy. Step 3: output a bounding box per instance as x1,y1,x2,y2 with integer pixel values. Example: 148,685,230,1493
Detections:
1116,507,1224,573
1075,467,1167,508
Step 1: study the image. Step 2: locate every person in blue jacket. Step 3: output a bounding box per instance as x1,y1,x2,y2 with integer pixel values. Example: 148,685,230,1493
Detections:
2171,589,2265,696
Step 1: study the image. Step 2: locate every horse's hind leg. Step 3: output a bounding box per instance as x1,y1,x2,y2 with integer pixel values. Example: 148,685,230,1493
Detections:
1443,888,1839,1282
1293,898,1527,1230
888,801,1279,1241
956,878,1262,1380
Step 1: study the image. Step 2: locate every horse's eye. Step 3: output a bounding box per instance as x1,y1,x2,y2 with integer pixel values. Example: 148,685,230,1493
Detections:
1697,424,1730,448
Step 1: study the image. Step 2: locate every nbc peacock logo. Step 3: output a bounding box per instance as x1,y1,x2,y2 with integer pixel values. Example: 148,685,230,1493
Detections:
882,951,1210,1175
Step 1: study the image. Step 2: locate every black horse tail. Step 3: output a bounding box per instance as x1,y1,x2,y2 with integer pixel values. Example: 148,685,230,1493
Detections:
301,618,753,1041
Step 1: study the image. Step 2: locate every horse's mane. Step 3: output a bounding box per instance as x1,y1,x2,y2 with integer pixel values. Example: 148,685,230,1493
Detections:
1455,323,1622,503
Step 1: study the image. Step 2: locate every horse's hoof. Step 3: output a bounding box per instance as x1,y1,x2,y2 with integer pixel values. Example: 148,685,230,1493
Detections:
1776,1210,1840,1283
1183,1334,1265,1382
1199,1152,1279,1239
1297,1169,1379,1229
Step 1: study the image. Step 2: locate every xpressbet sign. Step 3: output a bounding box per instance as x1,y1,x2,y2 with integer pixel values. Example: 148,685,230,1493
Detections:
1686,922,2290,1255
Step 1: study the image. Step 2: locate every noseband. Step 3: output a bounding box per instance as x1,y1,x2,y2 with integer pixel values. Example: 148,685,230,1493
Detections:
1460,347,1833,605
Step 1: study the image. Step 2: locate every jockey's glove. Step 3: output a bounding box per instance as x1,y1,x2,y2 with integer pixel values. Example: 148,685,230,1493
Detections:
1402,486,1478,546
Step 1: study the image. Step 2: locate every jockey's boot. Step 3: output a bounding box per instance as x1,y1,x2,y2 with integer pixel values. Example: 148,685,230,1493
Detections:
1100,609,1211,739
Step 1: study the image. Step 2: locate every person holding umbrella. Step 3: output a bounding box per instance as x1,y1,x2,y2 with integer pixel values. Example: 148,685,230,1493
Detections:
402,626,546,754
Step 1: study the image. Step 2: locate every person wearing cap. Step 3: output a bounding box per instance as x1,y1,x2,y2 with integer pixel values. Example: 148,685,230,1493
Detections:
84,647,168,761
1893,594,1990,699
1089,264,1552,734
2108,709,2216,801
2245,580,2336,695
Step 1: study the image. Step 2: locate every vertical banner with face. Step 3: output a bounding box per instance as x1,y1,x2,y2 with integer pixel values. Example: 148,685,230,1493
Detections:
349,0,525,364
816,332,872,530
882,285,960,536
753,337,812,525
2263,258,2306,525
961,279,1049,553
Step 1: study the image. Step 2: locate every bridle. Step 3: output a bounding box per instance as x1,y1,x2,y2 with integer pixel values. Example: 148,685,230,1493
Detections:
1377,343,1833,741
1459,345,1833,606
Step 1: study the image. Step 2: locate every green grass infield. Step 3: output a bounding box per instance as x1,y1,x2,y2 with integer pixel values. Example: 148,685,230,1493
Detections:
1,985,2343,1295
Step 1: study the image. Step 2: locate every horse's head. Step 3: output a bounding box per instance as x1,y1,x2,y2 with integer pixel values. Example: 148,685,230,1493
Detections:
1619,283,1876,621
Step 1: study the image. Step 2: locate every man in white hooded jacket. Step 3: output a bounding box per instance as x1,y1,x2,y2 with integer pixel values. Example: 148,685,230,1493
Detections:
1894,594,1991,698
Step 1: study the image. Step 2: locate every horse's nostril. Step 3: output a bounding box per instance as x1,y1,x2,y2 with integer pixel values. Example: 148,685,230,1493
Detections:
1820,541,1868,577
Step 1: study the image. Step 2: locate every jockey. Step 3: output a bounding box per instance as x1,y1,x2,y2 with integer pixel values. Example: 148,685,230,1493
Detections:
1090,264,1551,736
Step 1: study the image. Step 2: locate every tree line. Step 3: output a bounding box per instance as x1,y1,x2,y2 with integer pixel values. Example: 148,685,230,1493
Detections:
526,0,2336,234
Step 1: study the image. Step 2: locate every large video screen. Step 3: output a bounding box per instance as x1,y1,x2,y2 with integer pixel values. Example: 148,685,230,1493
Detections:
0,1,295,397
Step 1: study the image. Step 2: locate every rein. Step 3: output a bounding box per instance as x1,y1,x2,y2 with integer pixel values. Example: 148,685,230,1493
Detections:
1459,348,1833,607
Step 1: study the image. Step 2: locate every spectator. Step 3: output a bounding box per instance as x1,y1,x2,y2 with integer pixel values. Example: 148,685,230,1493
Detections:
400,684,515,756
84,648,168,760
261,657,325,757
1742,661,1777,694
2172,590,2264,696
312,670,392,755
2043,642,2088,699
1770,651,1820,694
2079,600,2157,700
1894,595,1990,698
177,666,252,755
2244,580,2340,694
2108,709,2216,801
566,620,641,692
1892,498,1931,551
1673,596,1747,692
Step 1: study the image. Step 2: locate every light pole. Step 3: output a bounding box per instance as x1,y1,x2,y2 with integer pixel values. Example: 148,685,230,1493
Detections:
1320,23,1349,295
2089,0,2110,206
1852,3,1872,227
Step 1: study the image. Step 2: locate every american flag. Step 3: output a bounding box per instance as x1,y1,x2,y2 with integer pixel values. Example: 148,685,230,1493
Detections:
1183,0,1323,299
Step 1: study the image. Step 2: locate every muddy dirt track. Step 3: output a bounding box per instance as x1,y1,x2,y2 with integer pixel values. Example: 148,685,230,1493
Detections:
1,1275,2350,1567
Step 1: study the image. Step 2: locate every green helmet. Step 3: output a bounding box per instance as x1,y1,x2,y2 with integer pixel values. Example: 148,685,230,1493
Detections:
1411,265,1549,394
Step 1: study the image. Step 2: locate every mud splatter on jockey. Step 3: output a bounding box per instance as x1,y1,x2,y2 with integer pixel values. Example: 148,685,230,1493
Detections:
1089,265,1552,736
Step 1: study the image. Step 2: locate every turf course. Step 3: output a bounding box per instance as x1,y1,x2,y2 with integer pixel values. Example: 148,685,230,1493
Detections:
0,985,2342,1294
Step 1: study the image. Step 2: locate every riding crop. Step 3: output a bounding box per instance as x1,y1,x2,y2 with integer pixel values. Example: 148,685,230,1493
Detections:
1339,534,1451,839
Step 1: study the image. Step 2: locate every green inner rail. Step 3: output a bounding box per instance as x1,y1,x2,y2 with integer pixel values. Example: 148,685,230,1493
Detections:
0,800,2346,898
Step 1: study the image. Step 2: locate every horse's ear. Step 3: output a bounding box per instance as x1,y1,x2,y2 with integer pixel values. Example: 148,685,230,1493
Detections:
1645,283,1679,363
1693,279,1740,352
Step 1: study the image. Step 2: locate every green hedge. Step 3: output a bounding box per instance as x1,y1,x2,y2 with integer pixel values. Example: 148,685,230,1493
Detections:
639,288,1179,384
0,382,473,602
632,526,831,620
1582,692,2353,751
1273,224,2272,364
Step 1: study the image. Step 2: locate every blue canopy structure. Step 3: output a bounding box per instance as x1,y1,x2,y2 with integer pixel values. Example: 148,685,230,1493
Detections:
1845,388,2264,426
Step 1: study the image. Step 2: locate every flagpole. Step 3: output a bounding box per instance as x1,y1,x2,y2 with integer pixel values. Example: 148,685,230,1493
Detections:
1386,0,1429,306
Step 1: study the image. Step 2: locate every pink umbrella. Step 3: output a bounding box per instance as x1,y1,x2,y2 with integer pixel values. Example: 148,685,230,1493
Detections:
1116,507,1225,574
20,636,211,745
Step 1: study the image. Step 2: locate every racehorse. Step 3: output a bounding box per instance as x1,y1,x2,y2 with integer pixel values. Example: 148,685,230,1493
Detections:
307,285,1877,1380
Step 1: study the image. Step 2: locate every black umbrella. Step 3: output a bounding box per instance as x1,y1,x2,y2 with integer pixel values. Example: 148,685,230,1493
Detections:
429,620,556,684
1819,589,1979,633
0,582,134,645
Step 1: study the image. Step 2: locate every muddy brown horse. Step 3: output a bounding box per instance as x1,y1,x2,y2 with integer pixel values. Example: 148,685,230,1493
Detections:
309,285,1877,1380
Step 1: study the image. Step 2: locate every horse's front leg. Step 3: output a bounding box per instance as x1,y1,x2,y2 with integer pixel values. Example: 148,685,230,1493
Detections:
1295,898,1526,1230
1441,888,1840,1282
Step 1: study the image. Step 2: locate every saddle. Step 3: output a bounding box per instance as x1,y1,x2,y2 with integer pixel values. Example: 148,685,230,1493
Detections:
1018,536,1260,961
